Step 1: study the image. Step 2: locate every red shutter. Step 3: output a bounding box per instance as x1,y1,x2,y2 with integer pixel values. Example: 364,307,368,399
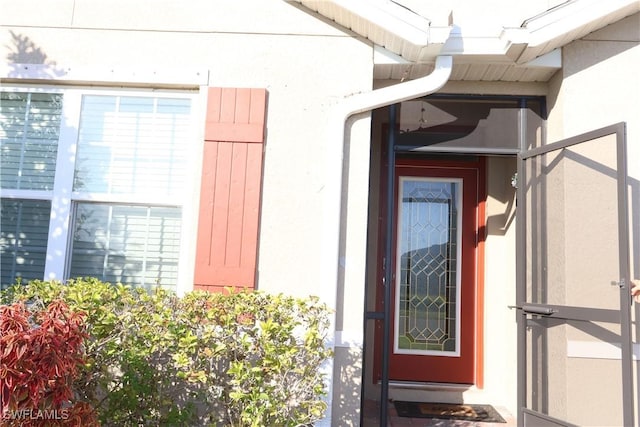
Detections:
194,87,267,292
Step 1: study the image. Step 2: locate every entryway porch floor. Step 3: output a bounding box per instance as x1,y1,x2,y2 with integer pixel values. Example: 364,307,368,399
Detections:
362,400,516,427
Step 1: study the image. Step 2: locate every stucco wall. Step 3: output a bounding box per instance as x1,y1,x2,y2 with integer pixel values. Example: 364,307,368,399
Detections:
2,0,372,294
548,12,640,299
0,1,374,424
483,156,518,411
551,12,640,272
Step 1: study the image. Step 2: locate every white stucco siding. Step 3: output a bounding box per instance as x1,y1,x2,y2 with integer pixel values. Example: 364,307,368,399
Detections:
0,0,374,299
550,13,639,146
258,45,373,300
0,0,342,36
483,157,518,412
549,12,640,276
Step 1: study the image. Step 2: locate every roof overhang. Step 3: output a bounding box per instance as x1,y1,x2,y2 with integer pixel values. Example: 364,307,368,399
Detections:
289,0,640,82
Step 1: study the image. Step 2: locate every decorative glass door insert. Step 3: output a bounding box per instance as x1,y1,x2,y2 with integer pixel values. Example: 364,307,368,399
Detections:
395,177,462,356
375,159,480,384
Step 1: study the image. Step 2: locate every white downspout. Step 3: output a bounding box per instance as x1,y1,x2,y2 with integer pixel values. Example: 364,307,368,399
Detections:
317,55,453,426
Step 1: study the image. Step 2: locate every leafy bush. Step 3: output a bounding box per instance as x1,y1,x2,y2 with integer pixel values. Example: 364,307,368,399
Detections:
1,279,332,426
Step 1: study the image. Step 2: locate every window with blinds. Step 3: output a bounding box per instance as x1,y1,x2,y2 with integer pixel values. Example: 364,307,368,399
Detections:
69,203,182,290
0,199,51,285
0,92,62,190
1,91,62,287
73,96,191,196
0,89,194,291
69,94,192,289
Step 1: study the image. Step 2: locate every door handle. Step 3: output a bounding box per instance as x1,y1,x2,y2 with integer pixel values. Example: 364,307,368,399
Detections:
510,304,556,316
522,305,555,315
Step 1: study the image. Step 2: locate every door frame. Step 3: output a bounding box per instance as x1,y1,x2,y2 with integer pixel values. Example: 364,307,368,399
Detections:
515,122,633,427
373,156,486,384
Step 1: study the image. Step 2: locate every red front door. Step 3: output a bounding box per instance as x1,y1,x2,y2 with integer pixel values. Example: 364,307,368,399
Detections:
374,157,485,384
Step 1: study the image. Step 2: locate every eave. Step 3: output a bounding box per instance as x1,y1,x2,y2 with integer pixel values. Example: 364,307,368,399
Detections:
289,0,640,82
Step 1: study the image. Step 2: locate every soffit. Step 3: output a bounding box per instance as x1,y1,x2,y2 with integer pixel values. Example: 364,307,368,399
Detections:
291,0,640,82
373,61,558,82
294,0,431,60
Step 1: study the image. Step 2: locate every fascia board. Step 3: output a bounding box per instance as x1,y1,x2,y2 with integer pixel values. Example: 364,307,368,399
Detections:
441,32,513,58
522,0,640,47
332,0,431,46
519,48,562,69
373,45,411,65
296,0,634,69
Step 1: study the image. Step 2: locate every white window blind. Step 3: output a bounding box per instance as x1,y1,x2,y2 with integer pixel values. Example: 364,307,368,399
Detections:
69,203,182,289
1,89,194,291
73,96,191,197
0,92,62,190
1,90,61,287
0,199,51,286
67,94,192,290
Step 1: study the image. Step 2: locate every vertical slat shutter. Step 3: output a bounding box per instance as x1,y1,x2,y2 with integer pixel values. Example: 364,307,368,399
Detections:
194,88,266,292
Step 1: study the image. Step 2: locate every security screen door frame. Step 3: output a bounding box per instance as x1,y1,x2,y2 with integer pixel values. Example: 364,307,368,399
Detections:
515,122,633,427
371,95,545,426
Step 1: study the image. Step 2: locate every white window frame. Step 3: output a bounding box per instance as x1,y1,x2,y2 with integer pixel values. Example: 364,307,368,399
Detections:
1,85,205,294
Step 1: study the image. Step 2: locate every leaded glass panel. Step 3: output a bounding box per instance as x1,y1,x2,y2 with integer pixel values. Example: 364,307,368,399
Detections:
395,178,462,355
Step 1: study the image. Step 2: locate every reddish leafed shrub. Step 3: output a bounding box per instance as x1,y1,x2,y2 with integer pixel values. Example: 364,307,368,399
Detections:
0,300,98,426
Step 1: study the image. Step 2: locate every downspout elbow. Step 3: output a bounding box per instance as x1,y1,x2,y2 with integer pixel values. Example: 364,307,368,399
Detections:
341,55,453,120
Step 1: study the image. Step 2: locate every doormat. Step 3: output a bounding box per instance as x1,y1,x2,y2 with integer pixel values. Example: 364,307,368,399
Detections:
393,401,507,423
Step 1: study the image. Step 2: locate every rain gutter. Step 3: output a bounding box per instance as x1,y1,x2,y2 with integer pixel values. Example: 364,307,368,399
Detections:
317,54,453,426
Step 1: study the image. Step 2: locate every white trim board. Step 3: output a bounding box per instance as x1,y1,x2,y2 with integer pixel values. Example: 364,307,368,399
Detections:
567,340,640,360
0,64,209,88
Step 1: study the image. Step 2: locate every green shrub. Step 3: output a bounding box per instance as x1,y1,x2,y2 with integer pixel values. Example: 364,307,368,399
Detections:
1,279,332,426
